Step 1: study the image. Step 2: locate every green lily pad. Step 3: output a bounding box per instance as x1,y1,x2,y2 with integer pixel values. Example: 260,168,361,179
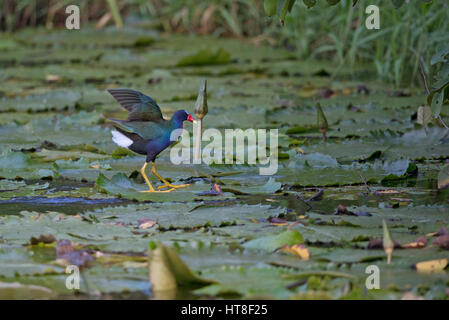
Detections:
243,230,304,252
177,48,231,67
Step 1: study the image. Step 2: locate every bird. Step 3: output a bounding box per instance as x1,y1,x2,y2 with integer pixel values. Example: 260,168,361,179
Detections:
107,88,195,193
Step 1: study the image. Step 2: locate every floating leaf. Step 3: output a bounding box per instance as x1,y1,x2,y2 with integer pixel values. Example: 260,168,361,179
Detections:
0,150,29,170
243,230,304,252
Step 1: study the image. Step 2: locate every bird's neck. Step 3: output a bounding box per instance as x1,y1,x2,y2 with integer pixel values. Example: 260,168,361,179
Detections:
170,117,184,129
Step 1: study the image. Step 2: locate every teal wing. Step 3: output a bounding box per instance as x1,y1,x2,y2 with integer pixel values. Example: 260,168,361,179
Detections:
107,88,164,121
109,119,168,141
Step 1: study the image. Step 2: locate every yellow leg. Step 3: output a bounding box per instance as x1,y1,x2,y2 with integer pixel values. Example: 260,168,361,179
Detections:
151,162,190,190
138,162,174,193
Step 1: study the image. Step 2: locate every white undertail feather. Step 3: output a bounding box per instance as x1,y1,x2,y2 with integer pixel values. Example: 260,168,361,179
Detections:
111,130,133,148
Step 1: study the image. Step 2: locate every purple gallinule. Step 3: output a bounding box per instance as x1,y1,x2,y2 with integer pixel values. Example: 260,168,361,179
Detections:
107,89,195,193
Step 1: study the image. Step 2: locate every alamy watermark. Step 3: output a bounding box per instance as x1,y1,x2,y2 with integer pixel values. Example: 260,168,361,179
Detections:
169,127,279,176
65,5,80,30
65,265,80,290
365,265,380,290
365,5,380,30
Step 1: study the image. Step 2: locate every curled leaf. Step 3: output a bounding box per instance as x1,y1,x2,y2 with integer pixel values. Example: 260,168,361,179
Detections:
148,242,214,292
279,244,310,260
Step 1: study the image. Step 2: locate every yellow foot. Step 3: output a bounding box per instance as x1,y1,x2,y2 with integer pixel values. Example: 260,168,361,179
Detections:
139,188,175,193
157,183,190,190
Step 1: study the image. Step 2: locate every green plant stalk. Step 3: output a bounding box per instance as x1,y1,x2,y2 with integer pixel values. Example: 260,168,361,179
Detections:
194,79,208,162
382,219,394,265
106,0,123,30
316,104,328,142
194,119,202,162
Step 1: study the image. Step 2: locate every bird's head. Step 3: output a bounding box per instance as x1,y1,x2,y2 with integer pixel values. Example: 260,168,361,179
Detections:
173,110,196,124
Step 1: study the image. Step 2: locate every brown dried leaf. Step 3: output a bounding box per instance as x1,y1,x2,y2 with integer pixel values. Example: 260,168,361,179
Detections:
402,236,427,249
269,217,288,226
374,189,400,195
412,259,448,273
30,234,56,245
279,244,310,260
196,183,223,196
138,219,156,229
56,240,93,268
427,226,449,237
367,237,401,249
432,235,449,249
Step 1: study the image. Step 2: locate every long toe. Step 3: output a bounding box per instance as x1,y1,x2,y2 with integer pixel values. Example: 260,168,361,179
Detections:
139,188,175,193
158,183,190,189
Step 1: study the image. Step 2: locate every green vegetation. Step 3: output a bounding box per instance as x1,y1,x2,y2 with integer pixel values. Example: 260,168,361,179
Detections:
3,1,448,86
